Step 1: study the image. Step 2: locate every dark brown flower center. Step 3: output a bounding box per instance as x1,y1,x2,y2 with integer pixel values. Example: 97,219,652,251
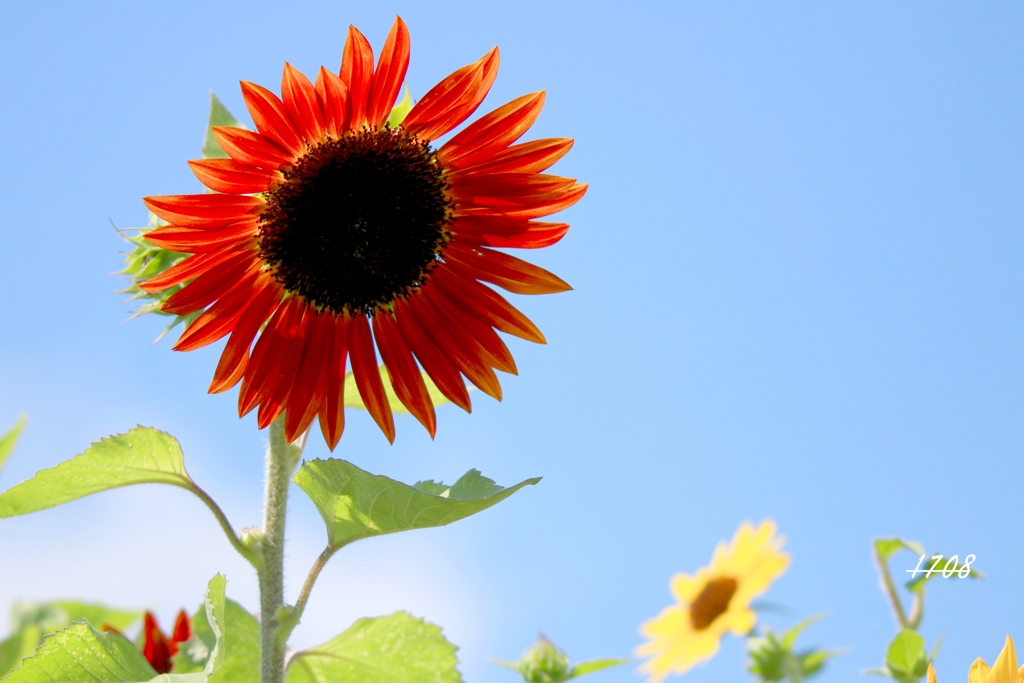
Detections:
258,126,453,316
688,577,738,630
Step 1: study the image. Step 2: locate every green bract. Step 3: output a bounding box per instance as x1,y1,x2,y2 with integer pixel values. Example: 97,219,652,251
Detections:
0,415,26,479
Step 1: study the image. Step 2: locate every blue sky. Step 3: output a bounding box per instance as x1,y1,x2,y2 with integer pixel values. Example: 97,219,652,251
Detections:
0,2,1021,682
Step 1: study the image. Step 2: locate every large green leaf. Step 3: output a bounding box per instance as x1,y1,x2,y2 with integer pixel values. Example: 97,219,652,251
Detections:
0,415,26,478
201,93,245,159
293,459,539,548
344,366,460,414
2,574,226,683
172,597,259,683
0,623,157,683
0,427,194,518
287,611,461,683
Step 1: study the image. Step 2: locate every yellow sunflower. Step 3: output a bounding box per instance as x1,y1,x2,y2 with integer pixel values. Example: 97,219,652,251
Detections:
968,636,1024,683
636,520,790,682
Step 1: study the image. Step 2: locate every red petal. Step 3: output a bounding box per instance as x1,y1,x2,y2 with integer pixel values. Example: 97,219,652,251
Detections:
209,276,283,393
500,182,588,219
144,218,259,254
316,67,350,138
282,62,326,143
431,267,545,343
171,610,192,650
393,299,472,412
402,47,499,142
449,138,574,175
163,252,261,315
348,314,394,442
424,284,517,375
405,294,503,400
239,298,304,418
340,26,374,130
367,17,411,127
444,243,571,295
373,312,436,436
452,214,569,250
141,241,253,293
256,303,311,429
213,126,294,168
240,80,304,155
439,92,545,169
284,312,333,442
143,194,264,229
172,267,262,352
188,158,278,194
318,317,350,449
143,613,172,675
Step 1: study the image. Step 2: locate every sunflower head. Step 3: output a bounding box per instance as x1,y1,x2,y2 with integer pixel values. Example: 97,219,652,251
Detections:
636,520,790,682
138,16,585,448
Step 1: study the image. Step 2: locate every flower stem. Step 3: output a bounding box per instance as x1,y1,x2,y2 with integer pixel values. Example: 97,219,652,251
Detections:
278,545,338,646
258,416,301,683
872,546,909,630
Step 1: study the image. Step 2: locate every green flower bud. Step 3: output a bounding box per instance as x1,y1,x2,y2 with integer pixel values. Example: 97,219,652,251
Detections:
519,635,572,683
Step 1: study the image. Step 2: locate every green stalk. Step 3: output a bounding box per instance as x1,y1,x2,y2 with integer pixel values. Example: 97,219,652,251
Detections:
257,416,302,683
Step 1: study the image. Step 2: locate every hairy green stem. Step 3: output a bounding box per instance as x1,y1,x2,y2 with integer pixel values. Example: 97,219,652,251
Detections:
279,545,339,645
873,547,909,630
257,417,300,683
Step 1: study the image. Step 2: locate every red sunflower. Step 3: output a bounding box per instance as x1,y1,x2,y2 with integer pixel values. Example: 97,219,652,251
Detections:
141,16,585,447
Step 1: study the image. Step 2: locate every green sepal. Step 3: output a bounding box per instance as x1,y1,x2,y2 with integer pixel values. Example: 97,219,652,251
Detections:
293,459,539,548
0,427,195,518
746,614,844,683
386,86,414,128
287,611,461,683
202,92,246,159
567,659,631,679
116,213,192,341
0,415,26,479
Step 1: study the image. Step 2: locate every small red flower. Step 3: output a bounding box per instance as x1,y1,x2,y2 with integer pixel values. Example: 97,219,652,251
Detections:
141,16,585,447
142,610,192,674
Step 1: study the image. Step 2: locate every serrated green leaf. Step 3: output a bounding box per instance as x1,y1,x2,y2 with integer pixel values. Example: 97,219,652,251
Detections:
567,659,630,679
875,538,925,562
201,93,245,159
294,459,539,548
0,627,40,678
344,365,461,414
287,611,461,683
2,623,157,682
0,427,194,518
0,415,25,478
172,598,259,682
2,576,225,683
387,86,413,128
886,630,926,677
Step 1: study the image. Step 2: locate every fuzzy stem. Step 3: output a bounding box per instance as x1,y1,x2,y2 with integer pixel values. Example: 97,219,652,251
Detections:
257,416,298,683
873,546,909,630
278,545,338,647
